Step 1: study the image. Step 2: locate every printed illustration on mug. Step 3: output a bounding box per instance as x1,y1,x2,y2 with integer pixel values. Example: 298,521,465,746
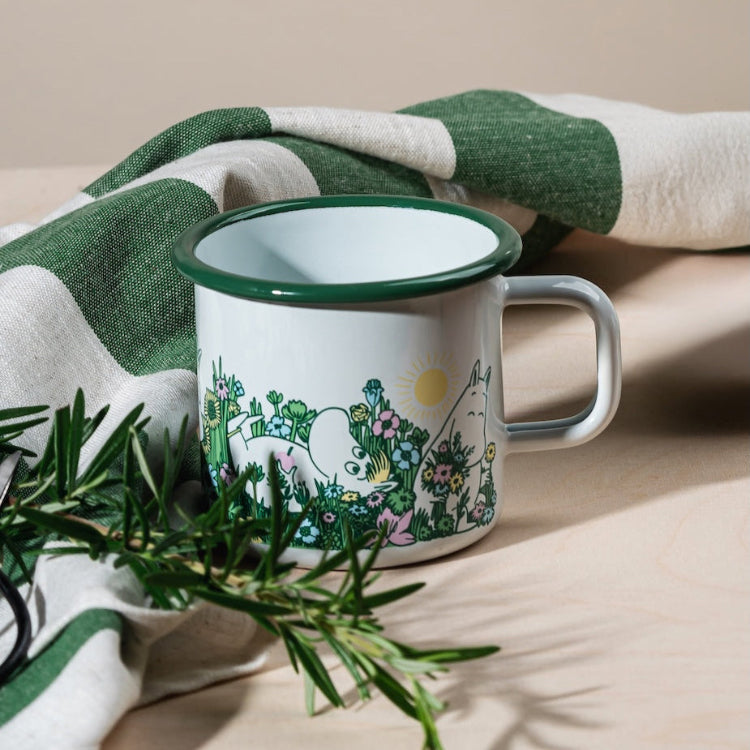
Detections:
201,357,498,549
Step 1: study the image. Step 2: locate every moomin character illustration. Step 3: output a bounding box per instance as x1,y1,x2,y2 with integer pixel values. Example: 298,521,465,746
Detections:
413,360,493,533
227,407,395,513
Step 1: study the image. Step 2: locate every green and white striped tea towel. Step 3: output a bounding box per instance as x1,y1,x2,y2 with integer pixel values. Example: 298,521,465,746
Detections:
1,90,748,749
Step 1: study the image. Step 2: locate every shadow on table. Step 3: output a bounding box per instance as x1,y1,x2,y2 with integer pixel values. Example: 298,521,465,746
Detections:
441,628,608,750
514,230,683,306
619,324,750,437
370,569,615,749
106,684,251,750
105,629,279,750
483,687,605,750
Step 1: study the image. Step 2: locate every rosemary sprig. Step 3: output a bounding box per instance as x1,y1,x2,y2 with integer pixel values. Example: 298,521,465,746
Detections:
0,390,498,749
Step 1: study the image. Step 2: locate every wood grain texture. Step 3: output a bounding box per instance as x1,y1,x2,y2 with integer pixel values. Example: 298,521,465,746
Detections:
2,168,748,749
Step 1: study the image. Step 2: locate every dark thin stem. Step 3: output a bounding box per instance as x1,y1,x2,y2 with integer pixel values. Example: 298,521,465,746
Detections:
0,568,32,684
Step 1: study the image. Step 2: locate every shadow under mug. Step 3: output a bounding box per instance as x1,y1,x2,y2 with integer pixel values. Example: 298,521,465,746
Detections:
173,195,621,567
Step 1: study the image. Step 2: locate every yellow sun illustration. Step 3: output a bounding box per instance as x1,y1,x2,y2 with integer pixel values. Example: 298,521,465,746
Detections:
396,352,460,422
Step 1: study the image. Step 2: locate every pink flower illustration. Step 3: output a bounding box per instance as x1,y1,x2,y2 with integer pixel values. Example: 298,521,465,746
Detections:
372,409,400,440
433,463,452,485
470,501,486,521
366,491,385,508
219,462,235,485
322,512,336,524
372,508,414,547
215,378,230,400
438,440,450,453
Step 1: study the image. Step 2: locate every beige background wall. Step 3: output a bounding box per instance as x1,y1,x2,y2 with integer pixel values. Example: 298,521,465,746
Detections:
0,0,747,168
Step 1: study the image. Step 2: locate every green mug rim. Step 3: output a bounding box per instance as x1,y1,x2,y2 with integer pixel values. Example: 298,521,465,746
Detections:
171,195,522,303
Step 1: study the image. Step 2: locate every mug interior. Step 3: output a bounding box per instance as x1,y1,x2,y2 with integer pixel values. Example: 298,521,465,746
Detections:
174,196,522,303
196,205,499,285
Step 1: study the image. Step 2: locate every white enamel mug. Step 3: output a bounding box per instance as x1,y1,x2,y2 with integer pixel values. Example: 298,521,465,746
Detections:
173,196,621,567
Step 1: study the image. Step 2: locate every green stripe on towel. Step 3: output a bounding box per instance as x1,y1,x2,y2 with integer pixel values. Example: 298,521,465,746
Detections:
86,107,273,198
267,136,433,197
402,90,622,234
0,609,123,724
0,179,216,375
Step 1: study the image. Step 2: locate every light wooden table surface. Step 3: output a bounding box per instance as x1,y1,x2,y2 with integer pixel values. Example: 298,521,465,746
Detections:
3,166,749,749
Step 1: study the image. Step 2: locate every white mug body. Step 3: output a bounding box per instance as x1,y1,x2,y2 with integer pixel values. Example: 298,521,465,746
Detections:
174,196,621,567
196,279,506,567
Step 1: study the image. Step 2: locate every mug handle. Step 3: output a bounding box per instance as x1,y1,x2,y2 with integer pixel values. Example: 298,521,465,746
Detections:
500,275,622,453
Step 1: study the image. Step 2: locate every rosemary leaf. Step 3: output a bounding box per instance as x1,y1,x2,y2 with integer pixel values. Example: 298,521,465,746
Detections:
359,582,426,610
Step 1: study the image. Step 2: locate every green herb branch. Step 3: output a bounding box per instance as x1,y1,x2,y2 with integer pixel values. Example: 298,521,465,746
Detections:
0,391,498,749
